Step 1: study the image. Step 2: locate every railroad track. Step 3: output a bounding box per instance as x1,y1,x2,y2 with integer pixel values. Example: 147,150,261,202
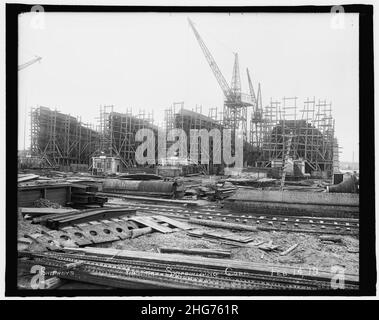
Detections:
104,199,359,236
19,251,358,290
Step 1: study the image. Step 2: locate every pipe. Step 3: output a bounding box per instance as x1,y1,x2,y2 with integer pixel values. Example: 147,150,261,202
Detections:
102,179,177,195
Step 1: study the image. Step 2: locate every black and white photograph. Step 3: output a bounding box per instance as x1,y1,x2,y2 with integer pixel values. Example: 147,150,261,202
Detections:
2,1,376,301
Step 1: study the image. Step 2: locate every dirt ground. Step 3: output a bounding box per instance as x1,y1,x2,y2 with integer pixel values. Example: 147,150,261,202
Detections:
102,225,359,275
18,209,359,276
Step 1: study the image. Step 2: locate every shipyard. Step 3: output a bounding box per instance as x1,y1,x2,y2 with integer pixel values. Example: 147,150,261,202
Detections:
16,12,360,291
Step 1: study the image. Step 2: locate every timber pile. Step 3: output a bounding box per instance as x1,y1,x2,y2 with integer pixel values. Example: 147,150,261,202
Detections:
128,215,193,233
225,177,277,188
184,181,236,200
187,229,257,247
20,207,79,219
70,183,107,208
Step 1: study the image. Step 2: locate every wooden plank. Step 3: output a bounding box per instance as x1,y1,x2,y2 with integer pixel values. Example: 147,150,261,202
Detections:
96,192,199,206
32,211,80,224
188,218,257,231
319,235,343,243
152,215,193,230
18,174,40,183
51,208,136,229
186,230,204,237
279,243,299,256
203,231,255,243
131,227,153,238
20,207,78,218
128,216,173,233
159,247,231,258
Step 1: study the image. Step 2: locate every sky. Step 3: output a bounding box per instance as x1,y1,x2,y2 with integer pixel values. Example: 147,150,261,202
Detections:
18,12,359,162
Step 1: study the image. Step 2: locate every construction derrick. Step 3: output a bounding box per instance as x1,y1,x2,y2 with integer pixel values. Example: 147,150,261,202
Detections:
188,18,253,144
247,66,265,162
30,106,99,167
18,56,42,71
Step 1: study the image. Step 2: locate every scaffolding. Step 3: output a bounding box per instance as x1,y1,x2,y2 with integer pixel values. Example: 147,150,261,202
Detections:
98,105,158,168
30,106,99,167
164,103,224,174
256,97,338,176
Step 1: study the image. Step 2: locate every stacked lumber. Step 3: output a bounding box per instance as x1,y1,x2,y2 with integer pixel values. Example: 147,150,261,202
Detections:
127,215,193,233
70,183,107,208
33,206,136,229
20,207,79,219
187,229,257,247
184,182,236,201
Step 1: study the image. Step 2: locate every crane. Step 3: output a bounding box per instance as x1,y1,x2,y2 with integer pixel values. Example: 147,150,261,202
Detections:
188,18,233,100
18,56,42,71
19,55,42,151
230,52,241,100
188,18,253,144
187,18,253,104
246,68,256,107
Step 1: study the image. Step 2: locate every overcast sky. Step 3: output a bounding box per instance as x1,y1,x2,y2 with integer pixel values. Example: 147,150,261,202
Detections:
18,12,359,162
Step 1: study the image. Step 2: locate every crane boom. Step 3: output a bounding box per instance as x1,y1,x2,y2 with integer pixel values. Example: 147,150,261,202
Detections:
246,68,256,107
188,18,232,100
18,56,42,71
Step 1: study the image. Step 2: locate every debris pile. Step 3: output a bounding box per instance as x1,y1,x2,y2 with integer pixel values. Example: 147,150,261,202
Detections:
17,169,360,290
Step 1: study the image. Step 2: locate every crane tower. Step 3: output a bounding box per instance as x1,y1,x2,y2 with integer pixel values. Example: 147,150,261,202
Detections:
188,18,253,143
